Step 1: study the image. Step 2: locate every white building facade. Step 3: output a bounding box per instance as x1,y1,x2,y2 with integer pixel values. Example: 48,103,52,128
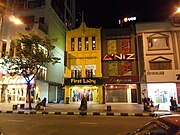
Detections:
0,0,76,104
137,21,180,110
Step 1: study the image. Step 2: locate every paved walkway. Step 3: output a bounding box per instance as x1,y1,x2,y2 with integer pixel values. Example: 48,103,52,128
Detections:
0,102,179,116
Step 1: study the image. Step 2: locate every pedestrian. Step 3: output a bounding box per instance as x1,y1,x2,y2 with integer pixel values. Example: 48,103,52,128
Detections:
170,97,173,106
35,97,41,110
172,98,178,111
79,96,87,111
41,97,47,110
8,93,11,103
149,99,157,112
146,98,151,112
142,97,148,111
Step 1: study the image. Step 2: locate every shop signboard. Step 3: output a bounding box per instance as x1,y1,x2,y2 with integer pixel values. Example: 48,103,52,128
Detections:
103,76,139,84
65,78,103,85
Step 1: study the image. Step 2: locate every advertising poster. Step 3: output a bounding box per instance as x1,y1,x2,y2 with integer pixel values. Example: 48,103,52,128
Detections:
107,40,117,54
120,39,130,53
121,61,132,76
108,61,118,76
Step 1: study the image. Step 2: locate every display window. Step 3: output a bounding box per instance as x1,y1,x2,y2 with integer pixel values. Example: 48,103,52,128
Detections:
147,83,177,110
70,86,98,103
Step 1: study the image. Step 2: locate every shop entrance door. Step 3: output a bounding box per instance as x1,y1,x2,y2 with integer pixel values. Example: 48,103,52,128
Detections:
131,89,137,103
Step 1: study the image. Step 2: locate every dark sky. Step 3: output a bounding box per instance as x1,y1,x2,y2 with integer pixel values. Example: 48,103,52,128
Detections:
77,0,179,28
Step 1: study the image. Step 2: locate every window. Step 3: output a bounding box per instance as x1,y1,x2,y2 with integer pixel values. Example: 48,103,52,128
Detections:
39,17,45,24
92,37,96,50
28,0,45,9
85,37,89,51
148,37,169,50
1,41,7,57
150,61,172,70
71,38,75,51
9,41,15,57
85,64,96,77
78,38,82,51
71,65,82,78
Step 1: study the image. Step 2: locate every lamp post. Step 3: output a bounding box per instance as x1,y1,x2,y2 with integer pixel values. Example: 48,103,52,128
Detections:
9,15,23,25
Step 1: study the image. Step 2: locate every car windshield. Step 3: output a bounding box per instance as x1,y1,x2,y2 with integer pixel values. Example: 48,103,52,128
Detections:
128,121,169,135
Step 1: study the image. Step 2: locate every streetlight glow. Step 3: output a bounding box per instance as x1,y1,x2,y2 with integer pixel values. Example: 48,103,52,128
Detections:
9,15,23,25
176,7,180,13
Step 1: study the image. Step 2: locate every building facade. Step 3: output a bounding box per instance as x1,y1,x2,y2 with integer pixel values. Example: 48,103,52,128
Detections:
101,28,141,103
64,22,103,104
136,20,180,110
0,0,76,104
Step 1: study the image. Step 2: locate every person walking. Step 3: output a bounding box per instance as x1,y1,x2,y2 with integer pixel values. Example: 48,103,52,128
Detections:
41,97,47,110
79,96,87,111
35,97,41,110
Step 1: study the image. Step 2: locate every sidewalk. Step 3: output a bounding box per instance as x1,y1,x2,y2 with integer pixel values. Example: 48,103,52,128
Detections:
1,102,179,116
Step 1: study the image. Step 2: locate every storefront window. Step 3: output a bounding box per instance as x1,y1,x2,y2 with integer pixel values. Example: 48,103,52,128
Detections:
148,37,169,50
71,38,75,51
85,37,89,51
92,37,96,50
85,64,96,77
71,86,98,102
71,65,82,78
1,41,7,57
149,61,172,70
10,41,15,57
147,83,177,110
78,38,82,51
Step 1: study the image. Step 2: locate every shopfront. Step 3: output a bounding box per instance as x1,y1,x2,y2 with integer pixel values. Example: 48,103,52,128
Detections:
0,75,32,103
144,70,180,111
103,76,139,103
70,85,98,102
64,78,103,103
146,83,177,110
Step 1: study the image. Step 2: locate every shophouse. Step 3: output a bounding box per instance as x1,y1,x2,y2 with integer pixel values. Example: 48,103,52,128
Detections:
64,22,103,104
0,0,76,104
136,20,180,110
101,28,142,103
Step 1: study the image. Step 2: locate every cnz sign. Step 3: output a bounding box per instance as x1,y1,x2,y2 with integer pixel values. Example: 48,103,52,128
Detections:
65,78,102,85
102,53,135,61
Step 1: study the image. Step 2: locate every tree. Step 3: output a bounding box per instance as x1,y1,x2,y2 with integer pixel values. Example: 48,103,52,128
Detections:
1,32,61,109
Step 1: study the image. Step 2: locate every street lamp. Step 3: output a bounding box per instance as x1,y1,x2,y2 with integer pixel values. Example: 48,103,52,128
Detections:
9,15,23,25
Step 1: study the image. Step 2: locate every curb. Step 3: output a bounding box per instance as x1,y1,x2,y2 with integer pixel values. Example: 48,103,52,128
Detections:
0,110,173,117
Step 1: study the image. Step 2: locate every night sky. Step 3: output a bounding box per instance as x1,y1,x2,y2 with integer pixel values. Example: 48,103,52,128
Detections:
77,0,179,28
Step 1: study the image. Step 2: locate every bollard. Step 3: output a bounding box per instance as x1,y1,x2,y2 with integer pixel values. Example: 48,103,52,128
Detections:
66,97,70,104
107,105,111,111
20,104,25,109
13,105,17,110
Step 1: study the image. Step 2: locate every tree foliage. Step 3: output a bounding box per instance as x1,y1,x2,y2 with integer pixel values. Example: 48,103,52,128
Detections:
3,32,61,80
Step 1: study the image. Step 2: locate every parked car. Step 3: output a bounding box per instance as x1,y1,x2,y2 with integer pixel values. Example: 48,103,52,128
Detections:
126,115,180,135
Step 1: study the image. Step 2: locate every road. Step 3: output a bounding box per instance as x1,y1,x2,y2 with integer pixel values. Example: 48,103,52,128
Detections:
0,114,153,135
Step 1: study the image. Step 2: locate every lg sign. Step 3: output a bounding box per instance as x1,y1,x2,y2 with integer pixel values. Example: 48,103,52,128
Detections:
119,16,136,25
124,17,136,22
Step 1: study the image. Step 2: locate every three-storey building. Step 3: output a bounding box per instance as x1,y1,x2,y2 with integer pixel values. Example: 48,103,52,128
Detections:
64,22,103,104
136,20,180,110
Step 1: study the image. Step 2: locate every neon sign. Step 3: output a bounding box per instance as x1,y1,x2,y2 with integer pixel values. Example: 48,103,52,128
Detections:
102,53,135,61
